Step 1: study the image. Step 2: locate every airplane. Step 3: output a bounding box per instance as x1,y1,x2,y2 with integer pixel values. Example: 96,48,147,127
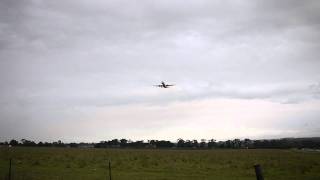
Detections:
154,81,175,88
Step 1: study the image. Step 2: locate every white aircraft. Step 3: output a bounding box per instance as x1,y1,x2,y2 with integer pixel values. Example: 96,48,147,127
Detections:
154,81,175,88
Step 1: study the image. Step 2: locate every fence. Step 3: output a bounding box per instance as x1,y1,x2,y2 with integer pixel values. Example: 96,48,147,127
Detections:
4,158,264,180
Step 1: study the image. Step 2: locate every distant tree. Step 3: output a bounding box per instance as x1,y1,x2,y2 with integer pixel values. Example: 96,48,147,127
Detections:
9,139,19,146
120,139,128,147
130,140,145,148
148,140,156,145
69,143,78,148
192,140,199,148
243,139,252,148
208,139,216,148
225,140,232,148
52,140,65,147
155,140,174,148
147,140,158,148
94,141,107,148
184,140,193,148
232,139,241,148
21,139,36,146
38,141,44,147
110,139,120,147
200,139,207,148
44,142,52,147
177,139,185,148
3,137,320,149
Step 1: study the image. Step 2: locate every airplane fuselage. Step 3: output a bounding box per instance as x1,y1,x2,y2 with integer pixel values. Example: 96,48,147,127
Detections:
154,81,174,88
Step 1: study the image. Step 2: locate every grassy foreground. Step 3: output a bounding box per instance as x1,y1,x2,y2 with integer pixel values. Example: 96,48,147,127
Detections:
0,147,320,180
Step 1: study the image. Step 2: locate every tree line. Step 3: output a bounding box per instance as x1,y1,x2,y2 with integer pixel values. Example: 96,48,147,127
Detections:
1,137,320,149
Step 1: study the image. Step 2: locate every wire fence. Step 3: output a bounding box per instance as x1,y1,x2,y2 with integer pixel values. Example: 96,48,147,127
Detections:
2,158,264,180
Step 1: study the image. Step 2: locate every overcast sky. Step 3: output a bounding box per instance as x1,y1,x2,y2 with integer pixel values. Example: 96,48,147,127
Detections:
1,0,320,142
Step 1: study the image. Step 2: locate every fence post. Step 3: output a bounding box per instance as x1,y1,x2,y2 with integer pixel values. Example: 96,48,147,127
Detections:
8,158,12,180
108,161,112,180
254,164,264,180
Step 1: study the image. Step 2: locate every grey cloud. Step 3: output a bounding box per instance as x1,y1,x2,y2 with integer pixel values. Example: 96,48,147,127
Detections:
1,0,320,141
2,0,319,50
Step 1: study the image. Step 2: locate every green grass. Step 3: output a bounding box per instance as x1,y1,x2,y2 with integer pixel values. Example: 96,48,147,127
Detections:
1,147,320,180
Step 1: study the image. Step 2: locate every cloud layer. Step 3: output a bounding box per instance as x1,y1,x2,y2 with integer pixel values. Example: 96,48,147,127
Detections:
1,0,320,141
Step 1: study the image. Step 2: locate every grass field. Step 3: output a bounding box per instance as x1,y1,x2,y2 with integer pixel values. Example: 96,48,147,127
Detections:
1,147,320,180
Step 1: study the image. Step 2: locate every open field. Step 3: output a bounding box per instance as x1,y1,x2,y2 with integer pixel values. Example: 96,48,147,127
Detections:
1,147,320,180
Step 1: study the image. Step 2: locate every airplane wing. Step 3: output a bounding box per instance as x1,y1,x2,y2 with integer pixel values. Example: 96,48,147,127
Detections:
154,85,164,87
166,84,175,86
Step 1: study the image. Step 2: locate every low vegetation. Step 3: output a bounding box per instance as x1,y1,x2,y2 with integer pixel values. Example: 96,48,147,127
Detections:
1,147,320,180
